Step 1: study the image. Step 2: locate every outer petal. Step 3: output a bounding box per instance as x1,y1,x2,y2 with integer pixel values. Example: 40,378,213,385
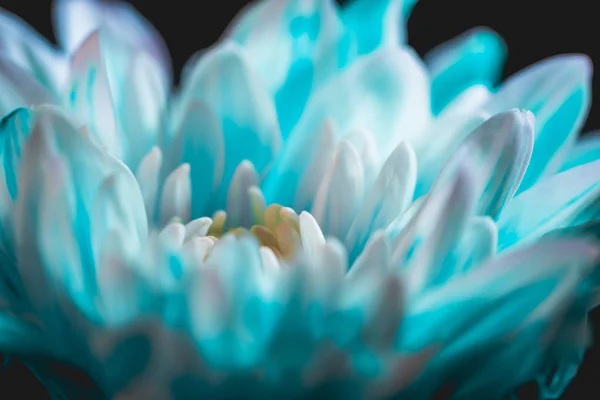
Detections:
0,9,67,95
399,238,600,398
341,0,419,53
497,160,600,251
483,55,592,192
53,0,171,82
558,132,600,172
14,105,146,316
425,28,506,114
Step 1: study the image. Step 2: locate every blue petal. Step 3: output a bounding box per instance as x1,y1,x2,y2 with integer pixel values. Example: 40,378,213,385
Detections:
400,238,600,398
341,0,418,54
483,55,592,193
425,28,506,115
178,43,281,209
558,133,600,172
227,0,347,137
497,159,600,251
161,101,224,220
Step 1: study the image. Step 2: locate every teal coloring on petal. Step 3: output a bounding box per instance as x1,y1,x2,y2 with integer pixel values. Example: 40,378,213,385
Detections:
426,28,507,114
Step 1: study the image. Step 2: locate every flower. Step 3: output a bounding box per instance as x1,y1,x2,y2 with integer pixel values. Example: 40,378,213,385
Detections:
0,0,599,399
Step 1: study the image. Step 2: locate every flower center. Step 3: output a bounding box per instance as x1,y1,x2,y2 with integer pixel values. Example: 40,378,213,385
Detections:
204,204,301,260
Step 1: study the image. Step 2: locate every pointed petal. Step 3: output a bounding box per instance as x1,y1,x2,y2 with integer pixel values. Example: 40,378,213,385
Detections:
497,160,600,251
484,55,592,192
393,162,476,295
311,140,364,238
226,161,260,229
54,0,171,80
426,28,506,114
160,164,192,225
345,142,416,260
67,31,120,159
448,109,534,218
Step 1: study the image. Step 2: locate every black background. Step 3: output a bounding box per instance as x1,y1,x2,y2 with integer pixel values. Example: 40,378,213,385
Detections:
0,0,598,398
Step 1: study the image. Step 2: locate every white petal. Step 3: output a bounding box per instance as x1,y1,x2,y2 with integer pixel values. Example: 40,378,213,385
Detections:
68,31,120,159
346,141,416,259
160,164,192,225
311,140,364,238
184,217,213,242
226,160,260,229
299,211,326,258
135,146,162,222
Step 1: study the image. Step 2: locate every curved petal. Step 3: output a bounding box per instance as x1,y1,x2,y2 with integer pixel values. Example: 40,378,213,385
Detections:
442,109,535,219
483,55,592,192
425,28,506,114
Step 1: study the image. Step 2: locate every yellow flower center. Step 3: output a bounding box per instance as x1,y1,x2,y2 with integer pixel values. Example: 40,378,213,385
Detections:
204,204,301,260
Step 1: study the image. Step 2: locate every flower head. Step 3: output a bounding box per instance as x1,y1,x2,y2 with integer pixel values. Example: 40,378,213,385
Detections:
0,0,599,399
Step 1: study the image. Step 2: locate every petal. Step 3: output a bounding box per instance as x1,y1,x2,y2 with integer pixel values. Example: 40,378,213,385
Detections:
483,55,592,192
135,147,162,223
311,140,364,238
265,46,430,206
558,132,600,172
341,0,418,53
393,161,476,295
425,28,506,114
178,43,281,207
497,159,600,251
0,57,56,116
345,141,417,260
400,238,600,398
163,101,225,220
226,161,260,229
67,31,120,159
53,0,171,81
414,85,491,196
0,9,67,94
0,108,35,202
445,109,534,219
15,105,146,309
160,164,192,225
